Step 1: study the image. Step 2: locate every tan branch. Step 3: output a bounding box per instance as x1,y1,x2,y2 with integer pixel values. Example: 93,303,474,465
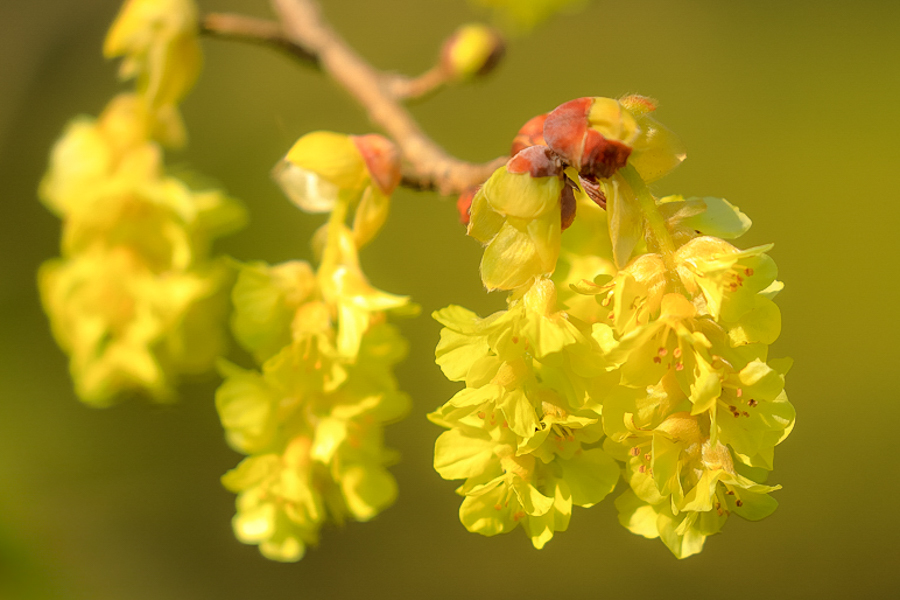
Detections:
201,13,319,68
385,66,450,102
263,0,504,195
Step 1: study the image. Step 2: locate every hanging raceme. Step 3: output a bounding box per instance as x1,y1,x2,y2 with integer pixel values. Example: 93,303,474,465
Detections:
216,131,416,561
39,0,792,563
436,95,793,557
39,0,244,406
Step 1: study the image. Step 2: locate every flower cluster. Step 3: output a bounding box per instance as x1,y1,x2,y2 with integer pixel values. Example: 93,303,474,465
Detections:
217,131,414,561
434,95,794,557
39,0,244,406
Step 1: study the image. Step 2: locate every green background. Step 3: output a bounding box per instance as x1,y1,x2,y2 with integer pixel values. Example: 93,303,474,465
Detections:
2,0,898,598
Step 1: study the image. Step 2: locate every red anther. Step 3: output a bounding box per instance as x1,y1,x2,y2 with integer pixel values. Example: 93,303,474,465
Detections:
510,113,549,155
658,347,668,356
477,411,486,419
507,145,563,178
456,187,477,225
560,184,576,230
675,362,684,371
736,499,744,507
748,399,758,407
511,336,519,344
736,388,743,398
653,356,662,364
673,347,683,358
745,267,754,276
630,446,641,457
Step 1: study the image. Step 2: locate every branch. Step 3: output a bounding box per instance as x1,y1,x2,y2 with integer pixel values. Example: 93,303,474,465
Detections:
201,13,319,67
204,1,505,195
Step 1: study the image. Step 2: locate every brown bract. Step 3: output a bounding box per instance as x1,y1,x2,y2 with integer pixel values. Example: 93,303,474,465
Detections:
510,113,548,155
507,145,563,179
352,134,401,195
543,97,632,179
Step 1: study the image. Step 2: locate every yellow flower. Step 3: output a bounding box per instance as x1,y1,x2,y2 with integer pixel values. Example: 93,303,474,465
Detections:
104,0,202,145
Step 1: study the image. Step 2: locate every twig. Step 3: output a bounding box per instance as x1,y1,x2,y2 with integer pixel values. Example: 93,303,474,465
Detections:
203,2,505,194
201,13,320,67
385,66,450,102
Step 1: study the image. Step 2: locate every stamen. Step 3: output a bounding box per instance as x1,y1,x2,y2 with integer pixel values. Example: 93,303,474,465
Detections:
512,336,519,344
673,347,683,358
736,499,744,507
748,399,758,407
658,347,668,356
630,446,641,457
745,267,754,276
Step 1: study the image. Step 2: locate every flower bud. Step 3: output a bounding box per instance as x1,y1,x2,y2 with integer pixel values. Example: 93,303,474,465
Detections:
510,113,548,155
441,24,505,81
274,131,367,213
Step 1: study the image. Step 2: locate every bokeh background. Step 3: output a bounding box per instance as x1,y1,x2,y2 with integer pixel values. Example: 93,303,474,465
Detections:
2,0,899,598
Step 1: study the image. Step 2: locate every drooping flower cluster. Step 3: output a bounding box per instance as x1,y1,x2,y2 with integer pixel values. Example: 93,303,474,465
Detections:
434,95,794,557
38,0,244,406
217,131,415,561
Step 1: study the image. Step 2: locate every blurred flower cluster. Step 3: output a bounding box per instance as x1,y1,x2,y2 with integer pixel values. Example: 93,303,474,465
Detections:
38,0,244,406
216,131,415,561
435,95,794,557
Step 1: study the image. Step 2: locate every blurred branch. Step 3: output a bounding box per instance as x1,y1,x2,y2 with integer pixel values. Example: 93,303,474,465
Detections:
385,66,450,102
201,13,319,67
202,3,505,194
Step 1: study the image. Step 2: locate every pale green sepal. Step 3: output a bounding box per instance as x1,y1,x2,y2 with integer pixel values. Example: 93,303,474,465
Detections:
728,488,778,521
680,197,752,239
605,175,642,269
484,168,563,220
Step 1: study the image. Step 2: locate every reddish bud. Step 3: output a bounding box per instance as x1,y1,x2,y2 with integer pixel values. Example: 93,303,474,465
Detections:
351,134,401,195
457,187,477,225
507,145,563,179
543,97,635,179
510,113,548,155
